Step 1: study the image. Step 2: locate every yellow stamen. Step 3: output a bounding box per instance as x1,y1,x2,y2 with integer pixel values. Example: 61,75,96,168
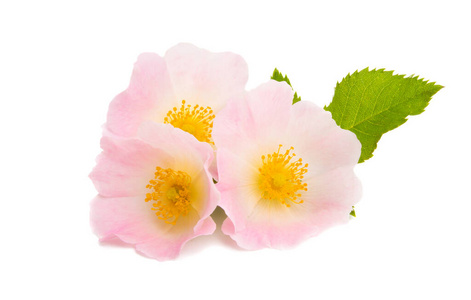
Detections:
258,145,308,207
145,167,192,225
164,100,215,144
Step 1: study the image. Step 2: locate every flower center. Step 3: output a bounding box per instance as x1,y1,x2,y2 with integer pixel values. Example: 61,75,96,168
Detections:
258,145,308,207
145,167,192,225
164,100,215,144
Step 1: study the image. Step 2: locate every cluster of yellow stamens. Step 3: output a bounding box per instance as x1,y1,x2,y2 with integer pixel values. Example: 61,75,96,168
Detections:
258,145,308,207
145,167,192,225
164,100,215,144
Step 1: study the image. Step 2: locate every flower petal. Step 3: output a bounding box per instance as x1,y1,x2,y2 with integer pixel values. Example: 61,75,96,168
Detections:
217,147,260,230
164,43,248,113
90,195,215,261
213,80,294,153
106,53,176,137
138,122,214,178
286,101,362,176
222,166,361,250
303,167,362,208
90,130,174,198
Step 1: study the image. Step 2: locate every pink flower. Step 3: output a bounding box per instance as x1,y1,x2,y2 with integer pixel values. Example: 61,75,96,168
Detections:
212,80,362,250
105,43,248,146
90,122,220,260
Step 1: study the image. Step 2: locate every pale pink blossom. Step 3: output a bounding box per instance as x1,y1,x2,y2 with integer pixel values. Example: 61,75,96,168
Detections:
90,122,219,260
105,43,248,147
213,80,362,250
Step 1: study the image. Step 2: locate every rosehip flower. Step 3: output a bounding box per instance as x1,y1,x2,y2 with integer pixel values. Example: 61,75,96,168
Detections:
212,80,362,250
90,123,219,260
105,43,248,146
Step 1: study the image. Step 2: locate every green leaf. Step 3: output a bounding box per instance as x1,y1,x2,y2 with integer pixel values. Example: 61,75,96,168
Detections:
292,92,301,104
325,68,443,163
271,68,302,104
350,207,356,217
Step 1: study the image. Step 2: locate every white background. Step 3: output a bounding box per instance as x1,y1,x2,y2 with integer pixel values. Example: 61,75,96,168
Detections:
1,0,470,299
